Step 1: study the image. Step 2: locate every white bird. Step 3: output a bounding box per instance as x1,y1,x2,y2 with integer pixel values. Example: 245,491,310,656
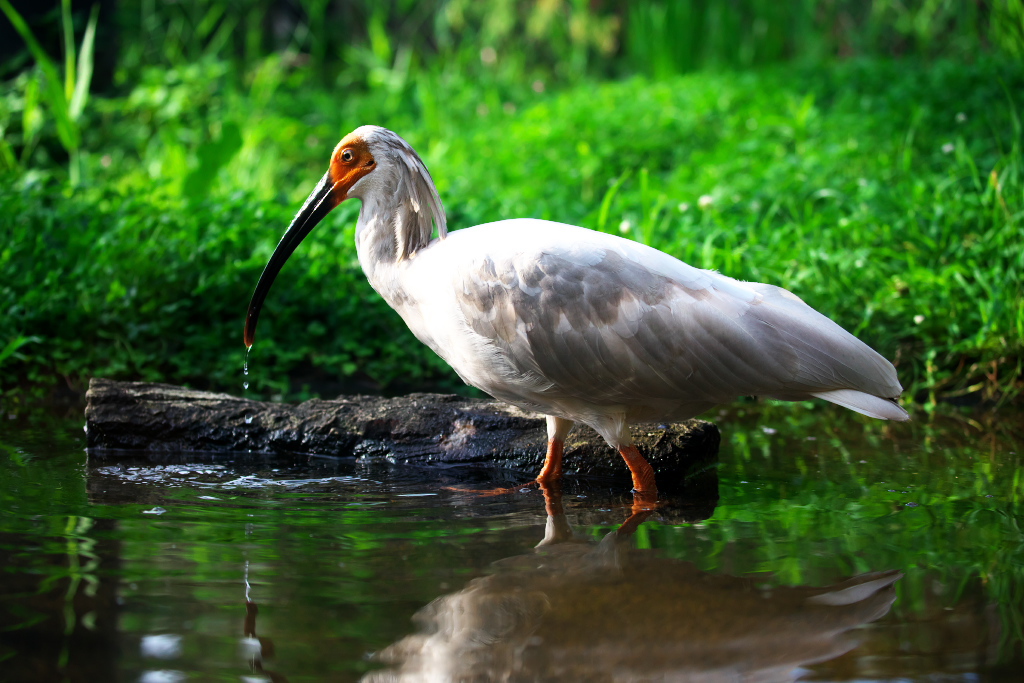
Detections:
245,125,908,503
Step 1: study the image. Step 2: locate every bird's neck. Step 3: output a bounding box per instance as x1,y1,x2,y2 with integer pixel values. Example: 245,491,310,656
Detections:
352,158,447,302
354,194,424,304
355,199,398,277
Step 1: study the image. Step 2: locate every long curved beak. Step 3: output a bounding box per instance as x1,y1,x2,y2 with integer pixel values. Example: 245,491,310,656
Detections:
244,171,339,348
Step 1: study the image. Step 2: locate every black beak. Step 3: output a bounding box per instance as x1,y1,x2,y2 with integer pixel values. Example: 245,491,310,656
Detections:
244,171,338,348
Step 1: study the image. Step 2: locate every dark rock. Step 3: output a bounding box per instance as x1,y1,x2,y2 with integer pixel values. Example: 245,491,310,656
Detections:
84,378,720,492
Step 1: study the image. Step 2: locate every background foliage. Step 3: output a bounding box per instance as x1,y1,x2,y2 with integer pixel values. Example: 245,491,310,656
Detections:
1,0,1022,408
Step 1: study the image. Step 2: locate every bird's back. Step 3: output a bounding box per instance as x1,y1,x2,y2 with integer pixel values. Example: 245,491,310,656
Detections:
395,219,905,422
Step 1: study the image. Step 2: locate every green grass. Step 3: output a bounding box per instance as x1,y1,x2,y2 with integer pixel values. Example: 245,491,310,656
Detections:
1,56,1021,407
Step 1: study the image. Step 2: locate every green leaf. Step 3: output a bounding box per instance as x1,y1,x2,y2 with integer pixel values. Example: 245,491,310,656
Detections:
61,0,76,103
0,335,42,369
69,4,100,122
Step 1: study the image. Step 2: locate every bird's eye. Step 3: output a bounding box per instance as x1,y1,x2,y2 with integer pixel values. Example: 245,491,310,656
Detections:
341,149,354,162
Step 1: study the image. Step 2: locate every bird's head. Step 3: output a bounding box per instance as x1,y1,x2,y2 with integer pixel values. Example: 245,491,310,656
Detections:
243,126,445,349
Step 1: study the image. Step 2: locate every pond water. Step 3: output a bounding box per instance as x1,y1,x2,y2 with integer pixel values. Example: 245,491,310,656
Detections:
0,401,1021,682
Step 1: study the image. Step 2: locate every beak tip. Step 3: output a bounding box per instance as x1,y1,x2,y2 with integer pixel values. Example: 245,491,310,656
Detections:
243,311,257,349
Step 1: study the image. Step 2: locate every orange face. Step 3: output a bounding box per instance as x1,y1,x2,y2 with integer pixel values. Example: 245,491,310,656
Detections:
328,134,376,201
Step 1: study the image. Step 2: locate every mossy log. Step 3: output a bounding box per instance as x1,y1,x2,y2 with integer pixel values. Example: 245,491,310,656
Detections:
84,378,720,493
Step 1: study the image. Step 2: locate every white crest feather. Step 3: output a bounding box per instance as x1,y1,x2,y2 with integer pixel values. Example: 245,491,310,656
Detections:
358,126,447,260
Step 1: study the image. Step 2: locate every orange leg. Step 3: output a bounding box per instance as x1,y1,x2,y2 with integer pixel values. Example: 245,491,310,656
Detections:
618,444,658,510
536,416,573,486
535,437,564,485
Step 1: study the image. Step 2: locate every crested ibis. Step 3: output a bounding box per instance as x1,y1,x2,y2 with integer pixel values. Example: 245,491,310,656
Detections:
244,126,908,504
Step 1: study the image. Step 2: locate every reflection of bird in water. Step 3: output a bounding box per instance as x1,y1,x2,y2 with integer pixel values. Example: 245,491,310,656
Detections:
245,126,908,503
241,562,289,683
362,486,902,683
240,600,289,683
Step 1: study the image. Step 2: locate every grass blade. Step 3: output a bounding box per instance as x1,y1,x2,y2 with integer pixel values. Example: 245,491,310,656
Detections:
61,0,76,103
70,4,100,121
597,169,632,233
0,336,42,369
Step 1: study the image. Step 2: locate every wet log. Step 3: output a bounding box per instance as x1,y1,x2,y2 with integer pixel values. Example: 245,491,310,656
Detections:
84,378,720,492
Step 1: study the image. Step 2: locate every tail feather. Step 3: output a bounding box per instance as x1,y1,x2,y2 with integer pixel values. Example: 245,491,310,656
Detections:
746,283,909,421
811,389,909,421
748,284,904,398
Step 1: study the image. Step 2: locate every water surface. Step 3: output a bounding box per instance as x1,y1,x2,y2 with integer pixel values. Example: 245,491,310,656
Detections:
1,402,1021,681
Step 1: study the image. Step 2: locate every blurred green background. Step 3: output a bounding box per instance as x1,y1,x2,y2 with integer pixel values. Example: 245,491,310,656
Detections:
0,0,1022,410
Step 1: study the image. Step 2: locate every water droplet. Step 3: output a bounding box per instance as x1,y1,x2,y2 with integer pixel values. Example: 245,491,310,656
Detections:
905,502,919,507
243,349,251,395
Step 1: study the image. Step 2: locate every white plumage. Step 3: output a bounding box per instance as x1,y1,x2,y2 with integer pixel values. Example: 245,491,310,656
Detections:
245,125,908,501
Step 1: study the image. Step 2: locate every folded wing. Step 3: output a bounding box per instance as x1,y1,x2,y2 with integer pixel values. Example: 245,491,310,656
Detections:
452,221,906,420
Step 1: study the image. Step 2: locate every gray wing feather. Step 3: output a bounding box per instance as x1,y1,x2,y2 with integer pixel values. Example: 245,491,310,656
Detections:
457,247,900,408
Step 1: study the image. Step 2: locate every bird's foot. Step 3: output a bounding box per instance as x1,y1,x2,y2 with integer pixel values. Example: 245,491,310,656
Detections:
442,481,540,498
631,488,659,511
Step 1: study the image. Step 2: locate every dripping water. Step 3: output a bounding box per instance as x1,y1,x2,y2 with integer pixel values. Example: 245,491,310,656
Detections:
244,346,253,433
